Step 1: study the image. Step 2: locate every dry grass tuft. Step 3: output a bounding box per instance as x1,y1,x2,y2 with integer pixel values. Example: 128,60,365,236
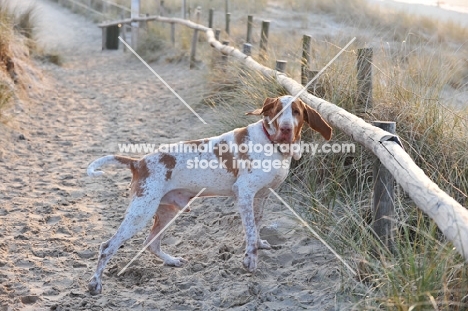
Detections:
0,0,42,119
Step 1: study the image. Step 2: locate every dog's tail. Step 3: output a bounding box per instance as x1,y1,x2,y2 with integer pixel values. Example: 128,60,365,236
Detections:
87,155,138,177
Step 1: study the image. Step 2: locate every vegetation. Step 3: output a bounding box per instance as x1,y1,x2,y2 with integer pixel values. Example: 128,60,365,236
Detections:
0,0,38,118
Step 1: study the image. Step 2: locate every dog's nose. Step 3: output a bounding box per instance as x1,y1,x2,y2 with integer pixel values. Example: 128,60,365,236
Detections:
280,127,292,135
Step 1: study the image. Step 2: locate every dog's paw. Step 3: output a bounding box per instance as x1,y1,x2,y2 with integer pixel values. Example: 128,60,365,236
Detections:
243,253,257,272
88,277,102,296
258,239,271,250
163,256,187,267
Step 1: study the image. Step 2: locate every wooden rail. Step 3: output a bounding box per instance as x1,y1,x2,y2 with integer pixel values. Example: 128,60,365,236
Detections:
97,15,468,262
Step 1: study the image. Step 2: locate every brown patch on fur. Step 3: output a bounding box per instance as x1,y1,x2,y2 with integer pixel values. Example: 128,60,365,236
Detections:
291,99,305,143
264,98,282,136
245,97,278,116
234,127,253,173
159,154,177,181
245,98,283,139
234,127,251,161
302,102,333,140
214,140,239,177
183,139,207,146
114,156,151,198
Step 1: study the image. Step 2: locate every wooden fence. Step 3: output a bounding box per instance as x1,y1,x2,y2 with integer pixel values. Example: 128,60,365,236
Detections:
55,0,468,262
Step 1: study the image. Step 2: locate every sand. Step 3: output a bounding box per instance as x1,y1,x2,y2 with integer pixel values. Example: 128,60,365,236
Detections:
0,1,347,310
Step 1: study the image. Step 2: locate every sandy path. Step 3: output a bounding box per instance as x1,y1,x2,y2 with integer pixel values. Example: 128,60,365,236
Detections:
0,1,345,310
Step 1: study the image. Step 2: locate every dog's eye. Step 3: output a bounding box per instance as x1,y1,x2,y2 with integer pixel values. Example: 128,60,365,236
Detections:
293,109,300,115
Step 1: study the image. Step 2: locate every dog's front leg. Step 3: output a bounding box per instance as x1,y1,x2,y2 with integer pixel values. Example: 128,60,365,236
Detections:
254,197,271,250
233,183,258,272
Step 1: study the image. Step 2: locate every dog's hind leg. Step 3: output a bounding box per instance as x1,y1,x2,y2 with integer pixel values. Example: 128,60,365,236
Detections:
88,193,162,295
144,203,187,267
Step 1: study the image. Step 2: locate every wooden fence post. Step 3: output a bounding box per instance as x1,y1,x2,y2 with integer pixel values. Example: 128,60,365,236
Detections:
225,12,231,35
120,14,127,52
195,7,201,24
222,41,229,63
170,22,175,46
144,13,150,30
215,29,221,41
182,0,187,19
276,60,287,73
372,121,396,252
259,20,270,60
357,47,373,112
131,0,140,49
102,0,107,14
243,43,252,56
208,8,214,28
160,0,165,16
301,35,311,86
246,15,253,43
190,28,199,69
101,27,107,50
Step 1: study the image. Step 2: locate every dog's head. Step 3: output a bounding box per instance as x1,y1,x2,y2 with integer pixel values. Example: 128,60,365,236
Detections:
246,96,332,144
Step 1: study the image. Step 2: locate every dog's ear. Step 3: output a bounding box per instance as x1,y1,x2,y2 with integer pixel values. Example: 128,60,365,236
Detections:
303,103,332,140
245,97,278,116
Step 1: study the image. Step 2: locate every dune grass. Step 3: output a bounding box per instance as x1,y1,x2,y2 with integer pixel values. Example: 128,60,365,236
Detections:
0,0,38,117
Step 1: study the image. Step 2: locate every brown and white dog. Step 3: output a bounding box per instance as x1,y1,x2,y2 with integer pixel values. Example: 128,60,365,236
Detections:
86,95,332,295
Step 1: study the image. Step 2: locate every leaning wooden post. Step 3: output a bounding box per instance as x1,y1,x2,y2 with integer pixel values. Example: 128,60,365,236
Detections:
208,8,214,28
170,22,175,46
190,28,199,69
301,35,311,86
372,121,396,252
243,43,252,56
275,60,287,73
259,20,270,61
357,47,373,112
225,12,231,35
246,15,253,43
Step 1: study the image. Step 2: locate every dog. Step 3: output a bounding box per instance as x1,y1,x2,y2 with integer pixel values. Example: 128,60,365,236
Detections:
86,95,332,295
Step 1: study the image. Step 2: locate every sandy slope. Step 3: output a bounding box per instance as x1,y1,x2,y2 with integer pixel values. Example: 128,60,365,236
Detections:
0,1,346,310
369,0,468,27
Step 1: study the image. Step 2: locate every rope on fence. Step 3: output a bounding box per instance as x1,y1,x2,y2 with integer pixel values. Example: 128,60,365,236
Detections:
98,15,468,262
